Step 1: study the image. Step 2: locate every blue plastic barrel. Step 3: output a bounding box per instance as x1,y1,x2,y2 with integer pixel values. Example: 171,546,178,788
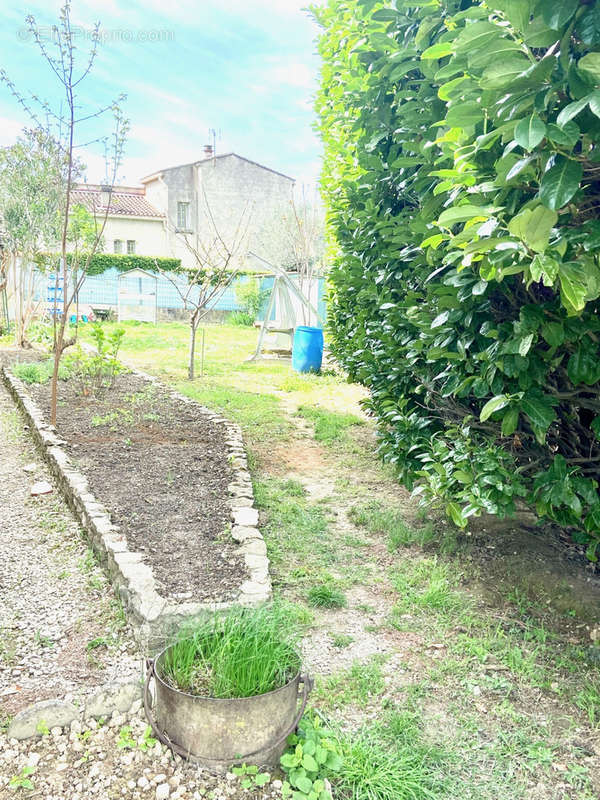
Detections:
292,326,324,373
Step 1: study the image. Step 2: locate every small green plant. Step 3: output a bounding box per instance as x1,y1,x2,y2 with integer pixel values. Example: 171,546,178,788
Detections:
117,725,136,749
231,763,271,789
64,323,125,396
228,310,255,326
0,711,12,733
9,766,35,791
35,719,50,736
233,278,269,324
139,725,157,752
91,407,134,428
308,584,346,609
0,628,18,666
34,630,53,648
116,723,156,752
160,603,301,699
575,681,600,727
331,633,353,648
86,636,109,651
87,574,103,593
280,713,342,800
78,549,95,574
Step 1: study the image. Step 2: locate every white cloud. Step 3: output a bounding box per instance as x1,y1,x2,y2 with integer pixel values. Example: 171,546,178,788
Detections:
268,61,316,90
0,114,29,145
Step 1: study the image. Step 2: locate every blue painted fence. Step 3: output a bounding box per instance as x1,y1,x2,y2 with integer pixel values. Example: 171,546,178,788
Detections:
35,268,327,319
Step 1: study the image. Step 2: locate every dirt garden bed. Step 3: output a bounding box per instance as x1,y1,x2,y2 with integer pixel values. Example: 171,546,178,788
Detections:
1,352,271,650
28,372,244,601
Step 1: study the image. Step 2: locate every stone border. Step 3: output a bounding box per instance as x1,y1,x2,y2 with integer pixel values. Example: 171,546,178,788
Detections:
1,364,271,653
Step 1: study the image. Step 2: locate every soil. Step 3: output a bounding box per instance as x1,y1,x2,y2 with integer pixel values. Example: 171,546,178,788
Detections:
24,369,247,602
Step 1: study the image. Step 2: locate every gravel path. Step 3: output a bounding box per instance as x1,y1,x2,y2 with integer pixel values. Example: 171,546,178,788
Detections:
0,383,140,717
0,384,279,799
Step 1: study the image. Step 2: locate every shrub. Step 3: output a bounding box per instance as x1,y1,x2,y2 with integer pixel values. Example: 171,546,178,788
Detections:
235,277,270,322
35,252,181,275
64,323,124,395
228,310,255,326
315,0,600,559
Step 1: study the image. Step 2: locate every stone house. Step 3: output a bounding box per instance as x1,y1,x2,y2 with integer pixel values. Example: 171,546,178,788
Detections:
72,151,295,270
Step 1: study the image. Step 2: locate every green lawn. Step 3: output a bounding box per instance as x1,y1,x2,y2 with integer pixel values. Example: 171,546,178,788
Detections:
81,320,366,447
37,319,600,798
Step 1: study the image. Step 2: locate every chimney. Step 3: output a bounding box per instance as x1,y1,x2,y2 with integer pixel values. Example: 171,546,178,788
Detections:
100,184,112,208
203,144,214,158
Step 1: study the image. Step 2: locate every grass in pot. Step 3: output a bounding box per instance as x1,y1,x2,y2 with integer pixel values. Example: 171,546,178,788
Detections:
149,603,310,769
160,603,302,698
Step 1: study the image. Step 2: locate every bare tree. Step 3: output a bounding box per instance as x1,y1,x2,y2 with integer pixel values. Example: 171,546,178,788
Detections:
158,190,250,379
1,2,128,423
284,187,327,321
257,185,327,325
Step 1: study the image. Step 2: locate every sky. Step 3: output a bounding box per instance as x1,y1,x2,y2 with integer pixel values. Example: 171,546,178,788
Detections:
0,0,325,188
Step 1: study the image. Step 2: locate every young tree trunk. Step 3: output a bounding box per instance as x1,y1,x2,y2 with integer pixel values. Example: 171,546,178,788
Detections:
18,257,25,345
188,316,197,380
50,318,66,425
50,76,75,425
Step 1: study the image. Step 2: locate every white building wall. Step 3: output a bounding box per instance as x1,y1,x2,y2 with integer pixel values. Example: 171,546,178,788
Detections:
101,216,168,258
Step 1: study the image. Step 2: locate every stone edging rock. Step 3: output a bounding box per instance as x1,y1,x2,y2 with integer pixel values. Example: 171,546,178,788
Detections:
7,682,143,740
1,365,271,653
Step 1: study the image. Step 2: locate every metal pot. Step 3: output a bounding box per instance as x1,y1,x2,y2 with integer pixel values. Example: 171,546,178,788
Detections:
144,646,312,771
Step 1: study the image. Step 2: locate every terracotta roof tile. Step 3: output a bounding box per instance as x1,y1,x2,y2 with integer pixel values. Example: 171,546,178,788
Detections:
71,186,164,218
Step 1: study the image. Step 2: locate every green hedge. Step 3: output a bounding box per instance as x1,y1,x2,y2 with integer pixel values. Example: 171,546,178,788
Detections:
315,0,600,558
36,252,182,275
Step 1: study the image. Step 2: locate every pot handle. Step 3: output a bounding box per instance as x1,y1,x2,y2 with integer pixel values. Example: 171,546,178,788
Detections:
143,659,314,765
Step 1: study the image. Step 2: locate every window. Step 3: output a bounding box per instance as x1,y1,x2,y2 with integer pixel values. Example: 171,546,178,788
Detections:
177,201,190,229
127,240,136,254
113,239,123,254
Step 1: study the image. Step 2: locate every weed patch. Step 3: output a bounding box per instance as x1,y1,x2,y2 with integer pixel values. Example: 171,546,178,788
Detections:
308,583,347,609
349,501,435,551
331,633,354,648
332,709,446,800
12,358,68,385
314,659,386,709
297,405,363,446
253,477,332,579
391,558,464,617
